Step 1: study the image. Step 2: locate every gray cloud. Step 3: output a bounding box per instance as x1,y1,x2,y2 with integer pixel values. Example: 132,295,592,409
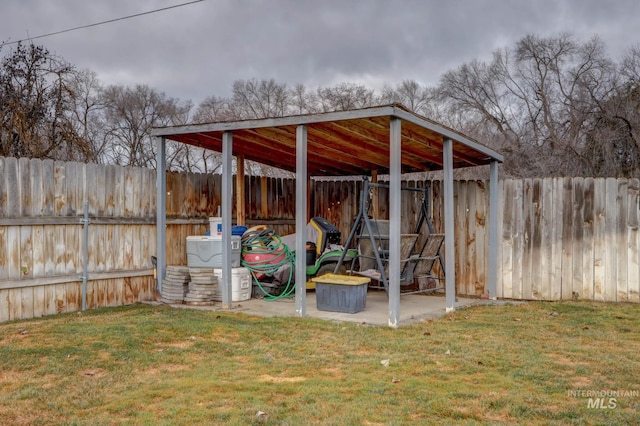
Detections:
2,0,639,105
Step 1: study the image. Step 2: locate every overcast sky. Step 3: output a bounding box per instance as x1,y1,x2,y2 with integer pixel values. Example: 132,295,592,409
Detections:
2,0,639,106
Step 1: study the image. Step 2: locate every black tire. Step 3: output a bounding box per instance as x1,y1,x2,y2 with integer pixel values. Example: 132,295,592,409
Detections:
316,262,346,277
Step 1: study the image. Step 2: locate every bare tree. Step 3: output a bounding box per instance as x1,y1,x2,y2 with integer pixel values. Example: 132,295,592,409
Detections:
289,83,319,115
99,84,191,168
0,43,91,160
232,78,289,119
438,33,622,177
316,82,378,112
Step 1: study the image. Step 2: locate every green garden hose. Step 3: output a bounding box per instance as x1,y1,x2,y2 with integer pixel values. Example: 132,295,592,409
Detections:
241,229,296,300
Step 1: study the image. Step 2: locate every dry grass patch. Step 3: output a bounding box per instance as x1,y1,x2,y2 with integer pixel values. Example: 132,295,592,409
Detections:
0,301,638,425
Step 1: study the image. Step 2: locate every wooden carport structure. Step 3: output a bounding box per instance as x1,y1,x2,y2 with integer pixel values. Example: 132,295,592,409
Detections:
152,103,503,327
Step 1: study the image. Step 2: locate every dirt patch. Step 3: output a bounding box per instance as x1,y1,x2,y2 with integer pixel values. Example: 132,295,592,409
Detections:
548,353,590,366
144,364,189,375
258,374,306,383
79,368,105,378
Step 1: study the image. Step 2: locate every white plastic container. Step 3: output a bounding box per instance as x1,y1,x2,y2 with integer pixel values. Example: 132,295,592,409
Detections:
212,267,252,301
186,235,241,268
209,217,222,237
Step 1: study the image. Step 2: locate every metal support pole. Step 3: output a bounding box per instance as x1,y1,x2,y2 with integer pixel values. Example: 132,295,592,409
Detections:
388,117,401,327
156,136,167,293
295,125,308,317
80,201,90,311
488,160,500,299
443,138,456,312
221,131,233,308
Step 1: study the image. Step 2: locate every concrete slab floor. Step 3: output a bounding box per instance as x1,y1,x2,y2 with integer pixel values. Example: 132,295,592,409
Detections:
150,290,505,327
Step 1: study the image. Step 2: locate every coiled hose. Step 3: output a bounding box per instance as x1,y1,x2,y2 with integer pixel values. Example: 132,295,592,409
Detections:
241,229,296,300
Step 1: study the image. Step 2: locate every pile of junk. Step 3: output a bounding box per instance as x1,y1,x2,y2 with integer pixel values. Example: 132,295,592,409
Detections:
241,217,358,300
185,216,357,302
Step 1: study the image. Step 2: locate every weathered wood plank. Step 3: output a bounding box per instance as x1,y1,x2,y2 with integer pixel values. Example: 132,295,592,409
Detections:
454,181,467,295
54,161,67,216
582,178,595,300
65,224,79,275
96,224,106,272
19,226,33,280
0,226,7,280
18,157,31,217
593,178,606,301
521,179,533,300
604,178,618,302
4,157,19,217
530,178,543,300
466,181,478,295
42,159,55,216
86,163,98,215
54,282,66,314
28,158,42,216
7,226,20,280
510,179,523,300
541,178,556,300
0,289,9,322
0,157,7,217
571,178,584,299
104,165,116,217
616,179,628,302
8,288,22,320
65,282,81,313
20,286,34,319
501,179,514,299
627,178,640,303
560,177,573,300
43,224,56,276
44,279,57,316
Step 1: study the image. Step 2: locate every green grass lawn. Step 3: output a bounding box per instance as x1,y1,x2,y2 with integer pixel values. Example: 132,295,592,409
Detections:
0,301,638,425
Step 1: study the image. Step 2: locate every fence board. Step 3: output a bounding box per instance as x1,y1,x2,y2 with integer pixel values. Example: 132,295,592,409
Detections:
593,179,606,301
530,179,543,299
8,287,21,320
521,179,533,299
0,157,6,217
604,178,618,302
549,177,563,300
560,177,573,300
54,162,66,215
572,178,584,298
510,179,523,299
4,157,19,217
501,180,514,299
582,178,595,300
0,226,6,280
28,159,42,216
44,278,57,316
0,289,9,322
42,159,55,216
616,179,628,302
628,179,640,303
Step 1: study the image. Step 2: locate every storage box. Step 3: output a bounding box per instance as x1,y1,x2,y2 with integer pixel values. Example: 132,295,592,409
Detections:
212,267,252,302
186,235,241,268
311,273,370,313
209,217,222,236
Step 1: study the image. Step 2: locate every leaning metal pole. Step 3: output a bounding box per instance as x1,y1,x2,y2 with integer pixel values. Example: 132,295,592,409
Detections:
80,201,90,311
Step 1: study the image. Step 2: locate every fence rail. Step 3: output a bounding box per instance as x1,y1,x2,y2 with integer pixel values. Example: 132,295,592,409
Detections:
1,156,639,322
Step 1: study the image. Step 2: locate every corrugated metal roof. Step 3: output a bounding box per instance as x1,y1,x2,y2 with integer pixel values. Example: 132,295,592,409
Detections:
152,103,503,176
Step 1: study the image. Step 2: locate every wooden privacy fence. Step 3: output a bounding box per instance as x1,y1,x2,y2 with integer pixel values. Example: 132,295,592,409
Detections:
1,156,639,322
0,157,299,322
314,177,640,303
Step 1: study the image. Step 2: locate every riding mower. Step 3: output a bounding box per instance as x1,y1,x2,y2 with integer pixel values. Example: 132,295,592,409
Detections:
303,217,358,289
